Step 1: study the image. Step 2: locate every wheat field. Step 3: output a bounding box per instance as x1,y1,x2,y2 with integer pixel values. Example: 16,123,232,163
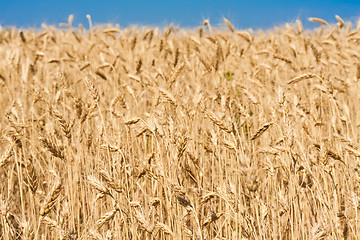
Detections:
1,15,360,239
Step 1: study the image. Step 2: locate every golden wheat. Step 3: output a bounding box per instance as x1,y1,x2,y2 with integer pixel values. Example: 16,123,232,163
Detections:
2,15,360,239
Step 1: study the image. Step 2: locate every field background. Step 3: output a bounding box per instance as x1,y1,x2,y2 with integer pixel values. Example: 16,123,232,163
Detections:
1,17,360,239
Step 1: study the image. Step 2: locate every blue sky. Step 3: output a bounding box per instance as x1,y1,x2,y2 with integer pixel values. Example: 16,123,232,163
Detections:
1,0,360,30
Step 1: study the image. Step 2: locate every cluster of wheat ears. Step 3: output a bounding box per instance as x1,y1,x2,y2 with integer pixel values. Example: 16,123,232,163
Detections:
1,14,360,239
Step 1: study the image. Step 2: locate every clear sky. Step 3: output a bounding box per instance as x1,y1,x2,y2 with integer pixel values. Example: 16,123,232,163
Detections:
1,0,360,30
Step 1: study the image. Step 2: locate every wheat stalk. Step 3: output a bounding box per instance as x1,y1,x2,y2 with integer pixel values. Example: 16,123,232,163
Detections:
343,145,360,157
205,109,233,133
39,136,64,160
202,212,224,227
224,18,235,33
84,76,100,103
39,177,62,216
288,73,318,84
41,216,61,231
308,17,328,25
95,70,107,81
156,222,174,236
86,14,93,29
335,15,345,28
19,31,26,43
273,54,292,64
111,93,127,110
124,117,140,125
134,210,154,233
158,87,177,106
307,41,321,63
198,56,212,72
200,192,218,205
296,19,303,34
169,63,184,87
99,170,122,193
177,133,188,160
237,31,252,42
173,48,180,67
251,122,273,140
49,107,71,140
96,209,118,229
26,158,38,194
136,58,142,74
87,175,111,196
0,143,14,168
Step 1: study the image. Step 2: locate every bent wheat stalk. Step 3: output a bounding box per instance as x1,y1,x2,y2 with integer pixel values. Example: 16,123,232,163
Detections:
39,177,62,217
251,122,273,140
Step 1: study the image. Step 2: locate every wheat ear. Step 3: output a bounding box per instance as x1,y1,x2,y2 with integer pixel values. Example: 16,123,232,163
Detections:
251,122,273,140
39,177,62,216
308,17,328,25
